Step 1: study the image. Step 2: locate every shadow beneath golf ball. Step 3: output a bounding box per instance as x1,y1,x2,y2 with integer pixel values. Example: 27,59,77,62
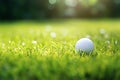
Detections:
77,50,98,57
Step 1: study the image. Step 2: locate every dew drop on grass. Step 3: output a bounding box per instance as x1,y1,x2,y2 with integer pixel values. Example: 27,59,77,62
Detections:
100,29,106,34
22,42,25,46
2,43,5,48
50,32,56,38
115,40,118,45
14,48,17,52
8,41,11,44
105,40,110,44
32,40,37,44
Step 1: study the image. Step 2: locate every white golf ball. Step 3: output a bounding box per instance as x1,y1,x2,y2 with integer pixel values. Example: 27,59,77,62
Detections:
75,38,94,53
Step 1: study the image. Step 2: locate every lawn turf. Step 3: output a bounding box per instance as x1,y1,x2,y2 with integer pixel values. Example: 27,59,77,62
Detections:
0,20,120,80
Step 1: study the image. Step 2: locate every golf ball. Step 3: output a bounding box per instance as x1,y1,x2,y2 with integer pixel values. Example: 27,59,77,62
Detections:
75,38,94,53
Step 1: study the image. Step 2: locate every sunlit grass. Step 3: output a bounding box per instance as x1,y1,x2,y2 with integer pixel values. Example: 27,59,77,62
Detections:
0,20,120,80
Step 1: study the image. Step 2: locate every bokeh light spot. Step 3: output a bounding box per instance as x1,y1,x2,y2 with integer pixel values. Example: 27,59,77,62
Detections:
49,0,57,5
65,0,77,7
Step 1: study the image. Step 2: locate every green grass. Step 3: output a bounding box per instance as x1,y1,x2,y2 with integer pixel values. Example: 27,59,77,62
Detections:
0,20,120,80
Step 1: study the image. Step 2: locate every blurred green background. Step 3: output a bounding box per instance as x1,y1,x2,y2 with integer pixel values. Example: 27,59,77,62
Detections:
0,0,120,20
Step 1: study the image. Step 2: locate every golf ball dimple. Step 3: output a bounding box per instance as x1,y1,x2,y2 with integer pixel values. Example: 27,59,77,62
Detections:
75,38,94,53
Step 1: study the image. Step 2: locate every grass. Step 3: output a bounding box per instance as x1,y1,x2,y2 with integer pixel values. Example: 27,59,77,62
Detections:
0,19,120,80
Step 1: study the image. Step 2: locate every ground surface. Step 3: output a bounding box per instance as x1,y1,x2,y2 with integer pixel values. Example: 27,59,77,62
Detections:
0,20,120,80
